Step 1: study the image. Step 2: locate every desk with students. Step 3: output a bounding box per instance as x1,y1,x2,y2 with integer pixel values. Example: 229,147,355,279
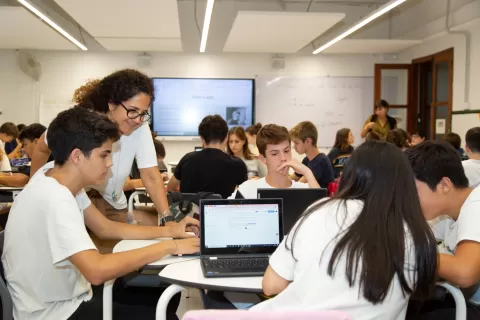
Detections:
106,239,263,320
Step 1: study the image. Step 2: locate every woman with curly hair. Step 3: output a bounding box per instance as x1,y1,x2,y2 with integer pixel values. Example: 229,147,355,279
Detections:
30,69,176,244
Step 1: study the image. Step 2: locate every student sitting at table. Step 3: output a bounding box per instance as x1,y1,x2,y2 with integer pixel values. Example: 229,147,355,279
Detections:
230,124,319,199
2,108,199,320
406,141,480,319
227,126,259,179
167,115,248,198
124,139,169,191
289,121,334,188
327,128,355,178
0,122,22,160
0,123,51,187
462,127,480,188
253,141,437,319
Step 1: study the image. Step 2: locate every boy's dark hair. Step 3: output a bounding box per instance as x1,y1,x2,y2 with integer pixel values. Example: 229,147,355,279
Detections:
16,124,27,132
257,124,291,157
465,127,480,153
443,132,461,150
405,141,469,191
0,122,19,139
412,128,425,138
19,123,47,142
386,129,409,149
153,140,166,158
73,69,154,113
48,108,120,165
198,115,228,145
365,131,381,141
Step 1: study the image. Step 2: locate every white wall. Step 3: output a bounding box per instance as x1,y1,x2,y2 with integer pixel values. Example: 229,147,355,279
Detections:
0,50,389,164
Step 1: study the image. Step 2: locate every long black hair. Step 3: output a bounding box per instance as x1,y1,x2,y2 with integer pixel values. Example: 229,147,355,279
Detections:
287,140,437,303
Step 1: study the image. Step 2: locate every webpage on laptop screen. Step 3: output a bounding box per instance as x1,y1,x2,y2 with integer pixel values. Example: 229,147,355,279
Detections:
204,204,280,249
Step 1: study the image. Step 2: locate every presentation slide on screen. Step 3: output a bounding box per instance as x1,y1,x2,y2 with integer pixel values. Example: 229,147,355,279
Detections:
152,78,254,136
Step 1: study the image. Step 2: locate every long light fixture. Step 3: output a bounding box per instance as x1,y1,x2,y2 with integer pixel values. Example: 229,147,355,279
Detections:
18,0,88,51
200,0,215,53
313,0,407,54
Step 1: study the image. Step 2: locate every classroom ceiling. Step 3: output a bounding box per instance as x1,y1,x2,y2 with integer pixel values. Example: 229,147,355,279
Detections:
0,0,478,54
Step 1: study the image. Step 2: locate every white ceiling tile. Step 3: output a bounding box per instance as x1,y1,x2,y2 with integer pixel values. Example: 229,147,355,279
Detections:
223,11,345,53
0,7,78,50
323,39,423,54
53,0,181,38
96,37,182,51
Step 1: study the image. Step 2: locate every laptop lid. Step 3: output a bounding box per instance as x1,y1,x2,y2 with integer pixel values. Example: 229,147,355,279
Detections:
200,199,283,256
257,188,327,234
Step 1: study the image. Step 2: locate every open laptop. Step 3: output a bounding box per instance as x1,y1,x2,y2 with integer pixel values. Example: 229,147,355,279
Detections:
200,198,283,278
258,188,327,235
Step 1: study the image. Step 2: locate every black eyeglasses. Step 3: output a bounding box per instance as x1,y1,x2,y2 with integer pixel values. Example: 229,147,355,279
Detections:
120,102,151,122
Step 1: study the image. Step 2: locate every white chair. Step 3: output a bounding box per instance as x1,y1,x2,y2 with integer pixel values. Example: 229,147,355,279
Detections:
437,282,467,320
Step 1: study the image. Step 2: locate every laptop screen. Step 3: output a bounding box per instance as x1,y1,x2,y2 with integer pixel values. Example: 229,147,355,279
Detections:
200,199,283,256
257,188,327,235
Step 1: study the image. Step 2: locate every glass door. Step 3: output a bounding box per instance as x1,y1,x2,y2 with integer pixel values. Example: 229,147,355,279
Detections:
374,64,414,133
431,49,454,140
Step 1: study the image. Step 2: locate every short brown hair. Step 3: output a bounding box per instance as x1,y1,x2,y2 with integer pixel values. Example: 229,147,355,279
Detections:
443,132,462,150
289,121,318,146
153,140,166,158
0,122,19,139
257,124,290,156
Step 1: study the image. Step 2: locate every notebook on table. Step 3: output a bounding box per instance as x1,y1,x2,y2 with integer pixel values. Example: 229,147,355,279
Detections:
200,198,283,278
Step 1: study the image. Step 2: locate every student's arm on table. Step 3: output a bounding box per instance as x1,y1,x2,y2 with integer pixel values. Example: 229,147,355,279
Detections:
70,237,200,285
83,202,199,240
0,173,29,187
438,240,480,288
7,140,22,160
30,132,51,177
123,176,144,191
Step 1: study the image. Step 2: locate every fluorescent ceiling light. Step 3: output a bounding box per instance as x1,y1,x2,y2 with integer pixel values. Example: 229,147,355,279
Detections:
313,0,407,54
17,0,88,51
200,0,215,53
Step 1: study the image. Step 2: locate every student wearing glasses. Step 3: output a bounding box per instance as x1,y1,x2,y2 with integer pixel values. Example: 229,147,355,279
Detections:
30,69,173,253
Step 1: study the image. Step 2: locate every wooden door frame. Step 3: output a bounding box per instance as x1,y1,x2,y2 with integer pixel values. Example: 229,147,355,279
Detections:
411,48,454,139
374,64,415,132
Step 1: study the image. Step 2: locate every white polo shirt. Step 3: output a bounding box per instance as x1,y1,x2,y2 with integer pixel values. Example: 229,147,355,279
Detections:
252,199,417,320
430,186,480,304
2,164,96,320
46,123,158,209
462,159,480,188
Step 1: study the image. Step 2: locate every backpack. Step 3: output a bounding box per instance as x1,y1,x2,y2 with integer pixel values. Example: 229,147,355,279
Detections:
163,192,220,225
328,178,340,197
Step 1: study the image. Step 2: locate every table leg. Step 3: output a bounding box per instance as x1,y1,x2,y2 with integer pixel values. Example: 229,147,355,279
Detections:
103,279,115,320
156,284,186,320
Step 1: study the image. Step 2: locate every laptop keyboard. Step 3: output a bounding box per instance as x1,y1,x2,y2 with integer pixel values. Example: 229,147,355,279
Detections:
203,258,269,269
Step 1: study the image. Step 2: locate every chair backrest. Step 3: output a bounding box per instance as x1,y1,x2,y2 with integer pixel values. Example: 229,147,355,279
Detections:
182,310,352,320
0,231,13,320
167,193,222,206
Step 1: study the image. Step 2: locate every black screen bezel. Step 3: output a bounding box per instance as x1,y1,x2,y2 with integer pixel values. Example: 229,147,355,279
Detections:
200,198,283,256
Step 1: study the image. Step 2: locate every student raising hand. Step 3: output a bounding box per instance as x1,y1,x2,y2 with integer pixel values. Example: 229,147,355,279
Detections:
277,159,320,188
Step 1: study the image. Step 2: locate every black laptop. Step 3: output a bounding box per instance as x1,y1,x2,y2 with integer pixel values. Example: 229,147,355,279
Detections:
200,198,283,278
257,188,327,235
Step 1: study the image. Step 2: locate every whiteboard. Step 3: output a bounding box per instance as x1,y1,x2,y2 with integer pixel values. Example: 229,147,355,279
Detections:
452,112,480,149
255,76,374,147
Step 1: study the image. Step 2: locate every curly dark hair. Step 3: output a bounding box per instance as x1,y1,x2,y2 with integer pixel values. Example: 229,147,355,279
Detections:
198,115,228,145
74,69,154,113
